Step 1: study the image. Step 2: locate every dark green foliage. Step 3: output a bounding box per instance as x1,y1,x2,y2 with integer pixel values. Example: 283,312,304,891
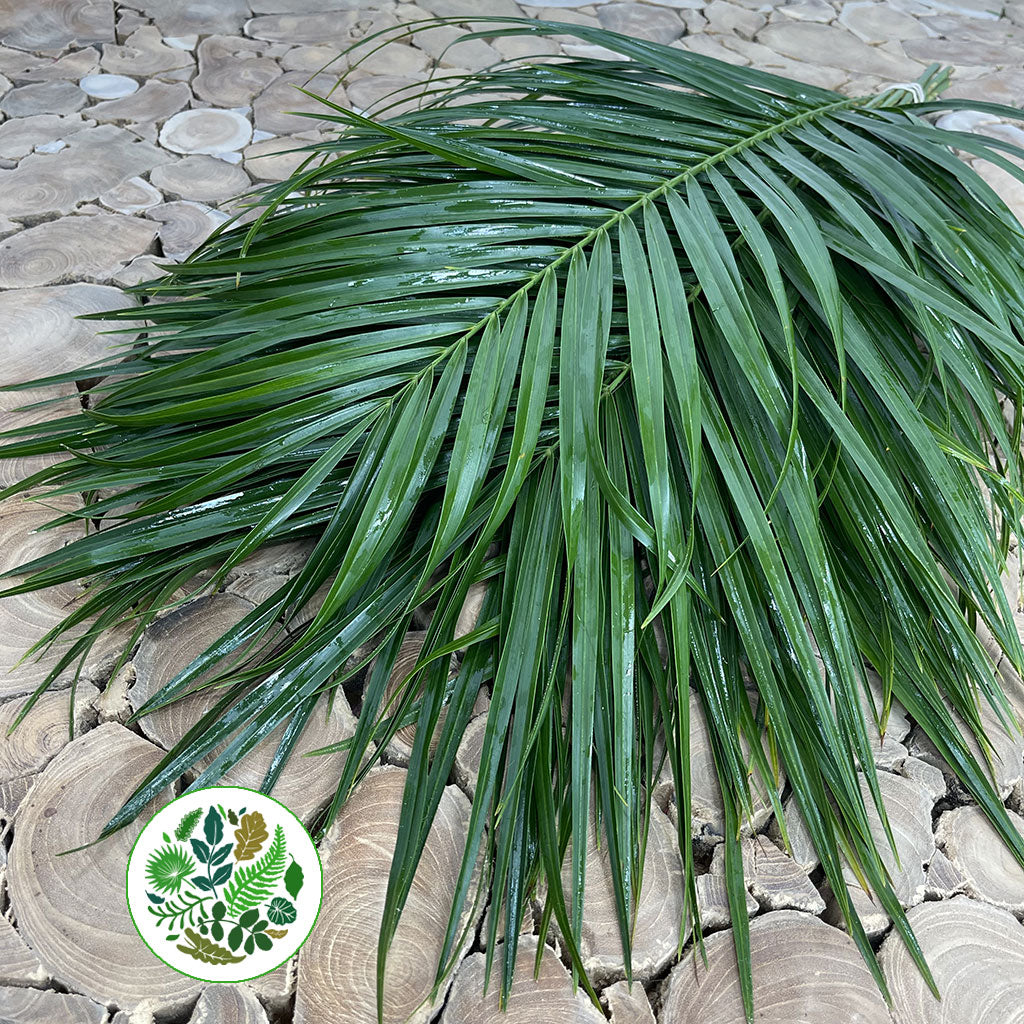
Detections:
284,859,304,901
267,897,296,926
4,18,1024,1021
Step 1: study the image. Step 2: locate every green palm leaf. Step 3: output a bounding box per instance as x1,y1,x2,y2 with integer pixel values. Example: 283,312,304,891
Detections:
4,18,1024,1022
145,844,196,896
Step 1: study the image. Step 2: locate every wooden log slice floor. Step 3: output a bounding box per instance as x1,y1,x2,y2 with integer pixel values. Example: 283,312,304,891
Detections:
371,630,460,765
187,985,270,1024
880,897,1024,1024
441,937,606,1024
0,987,110,1024
3,4,1024,1023
0,498,134,705
0,497,89,702
559,801,686,984
604,979,656,1024
295,766,481,1024
6,723,203,1015
0,914,48,987
935,805,1024,917
662,910,893,1024
0,681,97,788
655,691,782,845
130,591,357,824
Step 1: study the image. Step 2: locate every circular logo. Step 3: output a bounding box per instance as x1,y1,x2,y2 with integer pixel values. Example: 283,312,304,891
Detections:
126,786,322,982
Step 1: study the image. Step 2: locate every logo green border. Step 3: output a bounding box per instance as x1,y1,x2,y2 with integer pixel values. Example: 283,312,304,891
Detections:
125,784,324,984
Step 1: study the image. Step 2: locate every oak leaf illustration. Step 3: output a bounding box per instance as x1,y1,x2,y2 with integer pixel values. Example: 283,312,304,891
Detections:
265,928,288,939
233,811,269,861
176,927,245,965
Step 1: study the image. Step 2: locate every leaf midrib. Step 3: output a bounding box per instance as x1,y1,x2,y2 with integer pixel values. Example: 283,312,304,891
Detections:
402,91,865,391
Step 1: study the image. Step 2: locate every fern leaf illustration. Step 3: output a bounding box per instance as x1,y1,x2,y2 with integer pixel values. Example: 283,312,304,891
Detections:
147,890,209,930
174,807,203,841
223,824,286,916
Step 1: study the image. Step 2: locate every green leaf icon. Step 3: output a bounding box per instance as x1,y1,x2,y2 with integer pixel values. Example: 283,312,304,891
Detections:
145,844,196,895
210,842,234,866
174,808,202,842
211,862,234,886
204,805,224,847
284,858,304,901
267,897,296,926
177,927,245,965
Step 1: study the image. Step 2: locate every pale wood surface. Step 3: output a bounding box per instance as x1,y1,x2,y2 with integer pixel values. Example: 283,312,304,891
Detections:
6,723,202,1013
823,769,937,938
0,914,48,987
130,591,357,823
193,33,281,108
150,153,251,203
712,835,825,915
935,805,1024,917
453,710,487,799
880,897,1024,1024
245,957,296,1016
0,213,158,288
604,980,656,1024
371,630,460,765
559,801,685,984
187,985,270,1024
695,871,758,931
0,986,109,1024
295,766,480,1024
0,681,97,786
663,910,892,1024
655,690,782,844
441,937,606,1024
0,497,89,701
145,199,225,259
925,849,968,900
907,662,1024,801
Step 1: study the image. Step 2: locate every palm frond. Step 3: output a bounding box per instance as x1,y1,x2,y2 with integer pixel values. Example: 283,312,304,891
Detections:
5,19,1024,1020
